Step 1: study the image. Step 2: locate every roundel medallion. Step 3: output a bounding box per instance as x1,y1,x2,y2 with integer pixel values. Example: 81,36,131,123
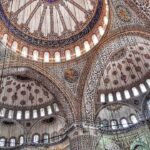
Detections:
64,68,79,83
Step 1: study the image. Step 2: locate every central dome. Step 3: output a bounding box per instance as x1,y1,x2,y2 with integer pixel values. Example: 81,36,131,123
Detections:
1,0,100,47
0,0,109,63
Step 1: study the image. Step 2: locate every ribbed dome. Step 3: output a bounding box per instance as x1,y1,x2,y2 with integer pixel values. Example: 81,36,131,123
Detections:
1,0,98,46
0,0,109,63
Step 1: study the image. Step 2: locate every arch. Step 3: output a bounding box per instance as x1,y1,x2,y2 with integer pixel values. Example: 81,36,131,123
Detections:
53,103,59,112
32,134,40,144
16,110,22,120
108,93,114,102
130,141,149,150
95,103,141,121
0,118,27,141
130,114,138,124
19,135,24,145
65,50,71,61
33,109,38,119
0,66,76,122
0,108,6,117
120,118,128,128
1,34,8,45
40,108,45,117
132,87,139,97
75,46,81,57
139,84,147,93
0,137,6,147
116,92,122,101
47,105,52,115
9,137,16,147
21,47,28,58
44,52,50,63
124,90,131,99
55,52,61,62
11,41,18,52
104,15,109,25
82,35,150,121
84,41,90,52
28,115,67,144
98,26,105,36
33,50,39,61
100,119,109,129
42,133,49,144
92,34,98,45
111,119,118,130
8,110,14,119
25,110,30,120
100,93,105,103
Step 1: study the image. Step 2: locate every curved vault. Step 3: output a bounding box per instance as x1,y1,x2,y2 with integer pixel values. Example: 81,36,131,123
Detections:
0,66,76,122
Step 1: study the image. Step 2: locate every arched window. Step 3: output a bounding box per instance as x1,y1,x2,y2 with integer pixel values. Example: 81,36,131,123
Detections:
21,47,28,58
65,50,71,61
0,108,6,117
33,109,38,119
10,138,16,147
84,41,90,52
2,34,8,45
19,136,24,145
55,52,61,62
0,138,6,147
44,52,49,63
98,26,104,36
25,110,30,120
108,93,114,102
116,92,122,101
33,134,40,144
47,106,52,115
111,120,118,130
16,111,22,120
100,94,105,103
43,134,49,144
92,34,98,45
121,118,128,128
139,84,147,93
8,110,14,119
101,119,109,129
104,16,108,25
53,103,59,112
75,46,81,57
40,108,45,117
33,50,39,61
130,115,138,124
132,87,139,97
124,90,130,99
11,41,18,52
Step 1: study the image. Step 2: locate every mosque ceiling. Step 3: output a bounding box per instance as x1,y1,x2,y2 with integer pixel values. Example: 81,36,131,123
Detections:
0,1,149,149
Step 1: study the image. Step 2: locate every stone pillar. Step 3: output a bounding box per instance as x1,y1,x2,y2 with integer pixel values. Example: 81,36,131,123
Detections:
69,135,97,150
